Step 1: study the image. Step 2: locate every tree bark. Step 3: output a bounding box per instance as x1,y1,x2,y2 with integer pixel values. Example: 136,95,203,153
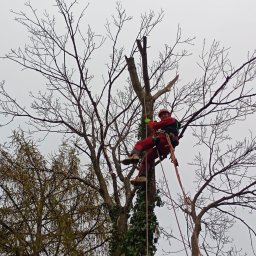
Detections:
191,218,201,256
126,38,156,255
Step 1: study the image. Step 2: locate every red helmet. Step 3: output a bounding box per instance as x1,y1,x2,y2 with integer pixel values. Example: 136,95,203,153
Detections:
158,109,171,117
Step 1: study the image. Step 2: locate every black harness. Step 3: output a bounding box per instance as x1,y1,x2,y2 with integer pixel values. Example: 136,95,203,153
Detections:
161,121,181,136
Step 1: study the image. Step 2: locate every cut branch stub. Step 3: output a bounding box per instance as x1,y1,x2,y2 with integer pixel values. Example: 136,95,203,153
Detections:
153,74,179,101
125,56,145,103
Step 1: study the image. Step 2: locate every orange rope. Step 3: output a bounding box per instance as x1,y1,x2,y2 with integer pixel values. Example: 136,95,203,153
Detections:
165,134,202,254
156,149,189,256
165,134,191,206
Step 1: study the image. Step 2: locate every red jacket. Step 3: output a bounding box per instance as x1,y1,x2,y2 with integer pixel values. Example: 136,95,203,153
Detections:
148,117,178,136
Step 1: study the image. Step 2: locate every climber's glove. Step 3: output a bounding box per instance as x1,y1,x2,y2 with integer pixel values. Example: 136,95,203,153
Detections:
144,117,151,124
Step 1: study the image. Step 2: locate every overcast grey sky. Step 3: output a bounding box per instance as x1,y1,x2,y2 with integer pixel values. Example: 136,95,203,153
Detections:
1,0,256,116
1,0,256,255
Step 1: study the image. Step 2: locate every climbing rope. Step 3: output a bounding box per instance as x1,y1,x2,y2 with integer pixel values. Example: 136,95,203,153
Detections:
165,133,202,255
156,149,189,256
145,151,149,255
143,99,149,256
165,134,194,225
165,134,191,206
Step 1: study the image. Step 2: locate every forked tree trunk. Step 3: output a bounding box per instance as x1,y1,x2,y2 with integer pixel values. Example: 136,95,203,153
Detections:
125,36,179,255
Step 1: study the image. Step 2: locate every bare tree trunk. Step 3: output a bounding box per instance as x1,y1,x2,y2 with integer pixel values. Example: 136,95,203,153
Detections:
191,217,201,256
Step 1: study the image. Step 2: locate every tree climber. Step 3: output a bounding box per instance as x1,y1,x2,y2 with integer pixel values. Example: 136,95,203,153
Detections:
122,109,181,184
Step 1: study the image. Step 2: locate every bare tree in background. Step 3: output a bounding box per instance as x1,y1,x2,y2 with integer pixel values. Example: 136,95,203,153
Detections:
156,41,256,255
1,0,256,255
